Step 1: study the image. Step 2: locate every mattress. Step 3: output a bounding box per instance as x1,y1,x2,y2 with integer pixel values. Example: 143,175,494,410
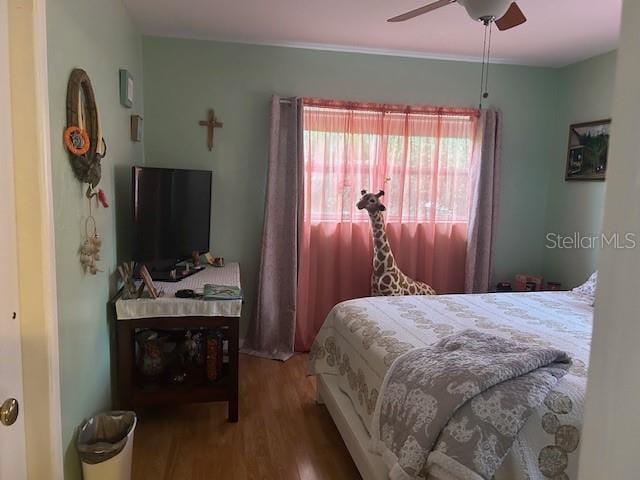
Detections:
309,292,592,479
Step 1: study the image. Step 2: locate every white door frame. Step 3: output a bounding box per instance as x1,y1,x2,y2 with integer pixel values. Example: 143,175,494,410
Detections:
34,0,64,477
0,0,27,475
8,0,63,478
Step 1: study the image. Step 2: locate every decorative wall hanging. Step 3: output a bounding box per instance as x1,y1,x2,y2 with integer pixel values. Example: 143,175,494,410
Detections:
63,126,89,156
565,119,611,181
79,214,102,275
65,68,110,274
65,68,107,187
198,109,223,151
119,69,134,108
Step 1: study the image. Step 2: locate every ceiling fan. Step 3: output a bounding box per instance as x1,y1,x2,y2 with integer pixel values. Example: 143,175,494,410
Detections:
388,0,528,107
388,0,527,31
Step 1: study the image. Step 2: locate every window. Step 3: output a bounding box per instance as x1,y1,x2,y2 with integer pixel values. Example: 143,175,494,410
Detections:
303,103,478,224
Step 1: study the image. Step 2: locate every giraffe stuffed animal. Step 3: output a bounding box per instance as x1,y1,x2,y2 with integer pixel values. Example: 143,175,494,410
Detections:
357,190,436,297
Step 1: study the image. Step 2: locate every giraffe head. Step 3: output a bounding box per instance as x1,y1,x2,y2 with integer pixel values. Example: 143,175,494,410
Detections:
357,190,386,214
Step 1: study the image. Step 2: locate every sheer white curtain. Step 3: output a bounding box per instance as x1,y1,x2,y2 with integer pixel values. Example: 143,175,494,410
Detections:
296,99,480,351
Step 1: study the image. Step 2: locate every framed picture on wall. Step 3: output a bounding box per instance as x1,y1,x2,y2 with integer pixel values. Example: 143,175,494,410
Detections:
130,115,143,142
565,119,611,181
119,69,134,108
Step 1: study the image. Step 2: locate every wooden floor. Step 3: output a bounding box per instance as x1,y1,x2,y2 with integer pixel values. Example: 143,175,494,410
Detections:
132,353,361,479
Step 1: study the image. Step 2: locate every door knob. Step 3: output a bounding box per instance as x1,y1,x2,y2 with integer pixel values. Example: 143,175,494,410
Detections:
0,398,19,426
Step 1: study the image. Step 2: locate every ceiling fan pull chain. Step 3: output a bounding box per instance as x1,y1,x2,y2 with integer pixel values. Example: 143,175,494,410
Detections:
484,20,493,101
479,21,489,109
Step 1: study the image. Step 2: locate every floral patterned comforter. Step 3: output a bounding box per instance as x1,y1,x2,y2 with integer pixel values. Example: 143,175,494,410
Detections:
309,292,592,480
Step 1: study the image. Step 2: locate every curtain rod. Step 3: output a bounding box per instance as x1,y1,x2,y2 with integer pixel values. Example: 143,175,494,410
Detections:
279,97,482,117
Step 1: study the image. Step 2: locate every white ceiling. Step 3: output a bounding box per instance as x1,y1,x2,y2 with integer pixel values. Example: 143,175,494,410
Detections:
124,0,622,67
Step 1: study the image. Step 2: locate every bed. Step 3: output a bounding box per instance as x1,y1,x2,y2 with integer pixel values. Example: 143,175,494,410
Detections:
309,291,592,479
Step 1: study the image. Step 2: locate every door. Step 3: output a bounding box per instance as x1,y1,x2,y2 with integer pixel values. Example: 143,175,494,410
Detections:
0,0,28,477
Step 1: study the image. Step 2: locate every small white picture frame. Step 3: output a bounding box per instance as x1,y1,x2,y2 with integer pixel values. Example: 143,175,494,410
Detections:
119,69,134,108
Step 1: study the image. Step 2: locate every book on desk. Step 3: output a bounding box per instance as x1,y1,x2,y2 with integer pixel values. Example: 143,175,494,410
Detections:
202,284,242,301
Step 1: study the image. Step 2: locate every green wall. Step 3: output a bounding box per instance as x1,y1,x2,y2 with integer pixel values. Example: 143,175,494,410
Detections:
543,51,617,288
141,37,560,335
46,0,144,478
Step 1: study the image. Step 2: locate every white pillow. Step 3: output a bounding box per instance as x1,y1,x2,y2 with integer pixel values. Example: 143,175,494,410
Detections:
572,271,598,303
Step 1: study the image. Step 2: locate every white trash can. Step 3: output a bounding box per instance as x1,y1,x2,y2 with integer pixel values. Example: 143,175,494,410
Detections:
76,411,137,480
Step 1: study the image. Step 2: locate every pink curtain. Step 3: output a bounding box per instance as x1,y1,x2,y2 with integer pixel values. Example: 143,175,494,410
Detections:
295,99,479,351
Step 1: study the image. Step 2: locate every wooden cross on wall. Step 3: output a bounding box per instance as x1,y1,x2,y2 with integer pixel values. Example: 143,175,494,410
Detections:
198,109,223,151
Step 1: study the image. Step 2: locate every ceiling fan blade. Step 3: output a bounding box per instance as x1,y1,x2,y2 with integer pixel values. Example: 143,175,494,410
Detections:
495,2,527,31
387,0,456,22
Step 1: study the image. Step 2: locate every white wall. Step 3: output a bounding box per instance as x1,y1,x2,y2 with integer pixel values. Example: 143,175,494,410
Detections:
578,1,640,478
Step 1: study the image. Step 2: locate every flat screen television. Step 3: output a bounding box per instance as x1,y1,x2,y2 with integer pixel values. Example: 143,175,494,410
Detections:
132,166,212,279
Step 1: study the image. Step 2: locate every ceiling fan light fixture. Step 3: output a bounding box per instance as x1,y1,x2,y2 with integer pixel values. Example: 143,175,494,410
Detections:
457,0,511,22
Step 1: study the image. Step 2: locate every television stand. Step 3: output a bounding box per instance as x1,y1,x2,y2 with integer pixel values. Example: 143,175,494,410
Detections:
111,263,242,422
150,265,205,282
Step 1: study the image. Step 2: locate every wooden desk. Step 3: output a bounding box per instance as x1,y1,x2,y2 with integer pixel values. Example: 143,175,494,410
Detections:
111,264,241,422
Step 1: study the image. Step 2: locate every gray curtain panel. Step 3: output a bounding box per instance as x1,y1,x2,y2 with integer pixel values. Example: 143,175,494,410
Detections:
465,109,502,293
241,96,303,361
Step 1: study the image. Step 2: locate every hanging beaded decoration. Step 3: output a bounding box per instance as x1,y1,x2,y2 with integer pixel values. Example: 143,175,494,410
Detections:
79,200,102,275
